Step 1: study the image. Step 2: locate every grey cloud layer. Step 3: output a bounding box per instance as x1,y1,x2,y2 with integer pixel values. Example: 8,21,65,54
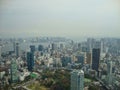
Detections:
0,0,120,37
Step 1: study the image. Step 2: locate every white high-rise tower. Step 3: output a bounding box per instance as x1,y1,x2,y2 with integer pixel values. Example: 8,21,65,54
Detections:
107,60,112,85
71,70,84,90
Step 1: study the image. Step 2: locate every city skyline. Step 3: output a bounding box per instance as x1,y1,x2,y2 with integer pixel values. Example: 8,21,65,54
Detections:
0,0,120,39
0,36,120,89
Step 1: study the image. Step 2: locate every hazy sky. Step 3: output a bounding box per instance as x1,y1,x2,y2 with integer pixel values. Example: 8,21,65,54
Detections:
0,0,120,38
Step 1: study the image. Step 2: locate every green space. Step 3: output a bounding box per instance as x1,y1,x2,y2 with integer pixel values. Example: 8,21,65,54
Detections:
30,73,38,78
27,69,70,90
27,82,49,90
27,70,98,90
84,78,91,83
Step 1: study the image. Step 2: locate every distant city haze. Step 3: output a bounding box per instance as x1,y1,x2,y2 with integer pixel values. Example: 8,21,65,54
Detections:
0,0,120,39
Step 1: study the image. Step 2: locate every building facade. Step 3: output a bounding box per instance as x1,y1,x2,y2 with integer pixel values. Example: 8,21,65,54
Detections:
38,45,44,51
107,60,112,85
27,52,34,71
71,70,84,90
86,52,92,64
10,59,18,83
15,42,19,57
30,45,36,53
92,48,100,72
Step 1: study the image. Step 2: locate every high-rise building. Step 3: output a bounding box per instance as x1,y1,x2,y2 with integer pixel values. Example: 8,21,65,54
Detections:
92,48,100,72
10,59,18,83
13,41,16,52
0,45,2,58
27,52,34,71
60,43,64,50
30,45,35,53
61,56,71,67
100,40,104,54
78,43,82,51
107,60,112,85
87,38,95,52
14,42,19,57
71,70,84,90
86,52,92,64
94,41,101,49
76,54,85,66
38,45,44,51
51,43,57,50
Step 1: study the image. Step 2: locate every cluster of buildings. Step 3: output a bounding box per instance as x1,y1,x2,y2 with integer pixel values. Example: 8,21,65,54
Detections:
0,37,120,90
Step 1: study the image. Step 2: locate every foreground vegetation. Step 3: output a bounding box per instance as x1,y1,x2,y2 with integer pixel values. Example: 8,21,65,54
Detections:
27,69,101,90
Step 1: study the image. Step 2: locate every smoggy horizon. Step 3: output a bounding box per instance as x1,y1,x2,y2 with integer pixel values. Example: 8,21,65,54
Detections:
0,0,120,38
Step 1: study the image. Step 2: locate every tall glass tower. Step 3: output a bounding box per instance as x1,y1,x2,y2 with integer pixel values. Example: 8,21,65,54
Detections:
15,42,19,57
30,45,36,53
27,52,34,71
38,45,44,51
10,59,18,83
0,45,2,58
71,70,84,90
92,48,100,71
107,60,112,85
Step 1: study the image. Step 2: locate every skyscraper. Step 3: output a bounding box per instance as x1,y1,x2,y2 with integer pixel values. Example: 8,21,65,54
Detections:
0,45,2,58
94,41,101,49
71,70,84,90
86,52,92,64
61,56,71,67
15,42,19,57
92,48,100,72
87,38,95,52
76,54,85,66
78,43,82,51
30,45,35,53
10,59,18,83
107,60,112,85
27,52,34,71
51,43,57,50
38,45,44,51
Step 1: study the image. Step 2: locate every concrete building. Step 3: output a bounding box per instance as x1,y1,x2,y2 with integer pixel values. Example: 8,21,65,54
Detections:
86,52,92,65
30,45,36,53
38,45,44,51
51,43,57,50
71,70,84,90
61,56,72,67
0,45,2,58
27,52,34,71
15,42,19,57
107,60,112,85
76,55,85,66
92,48,100,72
10,59,18,83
